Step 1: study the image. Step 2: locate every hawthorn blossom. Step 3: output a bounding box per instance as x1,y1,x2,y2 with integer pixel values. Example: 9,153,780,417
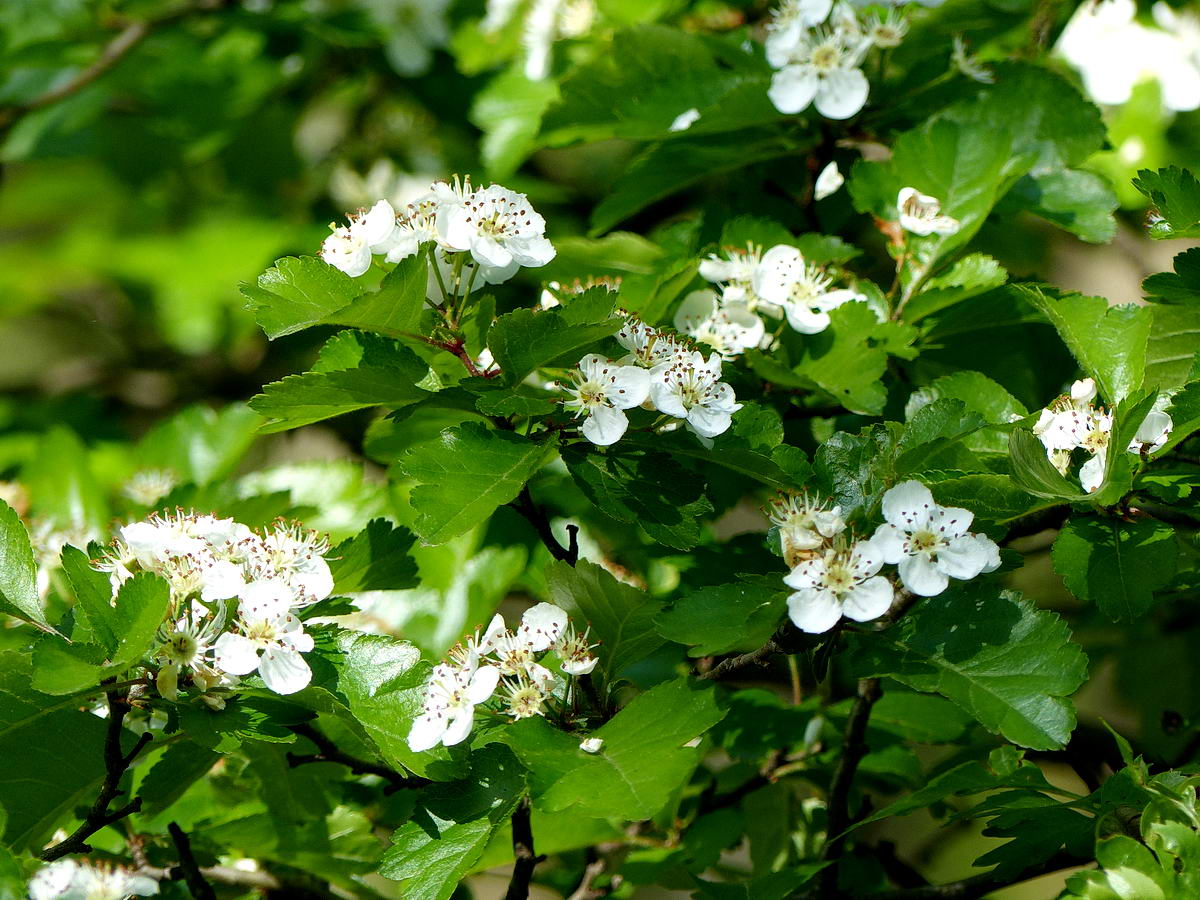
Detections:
649,351,742,440
561,354,652,446
752,244,861,334
897,187,961,237
554,622,599,675
766,0,836,67
615,316,688,368
863,8,907,48
154,613,226,701
814,161,844,200
784,539,893,633
768,491,846,566
320,200,399,277
768,29,870,120
212,580,315,695
382,191,441,263
952,35,994,84
518,602,569,651
674,289,766,358
870,481,1001,597
408,662,501,751
29,859,158,900
698,245,774,310
440,184,556,283
123,468,177,506
1129,409,1174,454
503,672,551,719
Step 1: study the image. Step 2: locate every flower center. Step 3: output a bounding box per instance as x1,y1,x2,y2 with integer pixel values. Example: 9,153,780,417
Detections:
811,42,841,72
910,530,941,554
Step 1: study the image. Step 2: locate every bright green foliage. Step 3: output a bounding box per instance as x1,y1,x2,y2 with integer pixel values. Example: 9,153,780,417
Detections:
327,519,420,593
1134,167,1200,239
656,581,785,657
0,500,46,628
487,289,622,384
1053,516,1178,621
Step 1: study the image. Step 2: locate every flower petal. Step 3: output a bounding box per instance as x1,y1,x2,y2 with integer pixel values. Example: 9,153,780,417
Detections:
408,712,447,752
768,65,820,115
899,554,949,597
609,366,652,410
841,576,894,622
814,67,869,119
519,602,568,650
787,588,843,633
213,633,261,676
581,405,628,446
881,480,935,532
259,647,312,695
442,707,475,746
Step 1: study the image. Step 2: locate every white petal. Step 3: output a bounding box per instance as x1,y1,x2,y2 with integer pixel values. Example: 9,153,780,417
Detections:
582,405,629,446
213,633,261,676
882,480,935,532
783,558,824,591
937,535,990,581
467,664,501,703
841,577,894,622
787,588,843,633
471,234,514,270
768,65,820,114
563,655,598,676
608,366,652,410
1080,451,1106,493
259,647,312,694
442,707,475,746
928,505,974,539
649,379,690,418
408,712,447,752
520,602,568,650
675,289,719,334
201,559,246,602
362,199,398,247
814,68,869,119
784,303,831,334
687,405,733,439
126,874,160,896
814,161,844,200
752,244,804,304
870,523,907,564
899,555,949,597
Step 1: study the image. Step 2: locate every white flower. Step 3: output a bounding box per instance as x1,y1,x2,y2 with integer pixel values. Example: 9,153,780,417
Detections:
381,191,441,263
871,480,1001,597
768,492,846,565
864,8,907,48
897,187,961,237
615,317,688,368
561,354,652,446
212,580,315,695
503,672,550,719
650,351,742,440
674,290,766,358
784,540,893,634
814,161,844,200
579,736,604,753
766,0,836,68
320,200,398,277
1129,409,1173,454
29,859,158,900
669,107,701,132
441,184,556,283
751,244,861,334
768,30,870,120
408,662,501,751
952,35,994,84
123,469,177,506
554,622,599,675
518,602,569,651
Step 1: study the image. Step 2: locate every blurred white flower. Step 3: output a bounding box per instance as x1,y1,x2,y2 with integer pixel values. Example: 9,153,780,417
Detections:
897,187,961,237
814,161,844,200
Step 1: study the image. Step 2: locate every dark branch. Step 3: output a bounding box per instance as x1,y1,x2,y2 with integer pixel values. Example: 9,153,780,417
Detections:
286,723,429,793
512,486,578,565
505,795,543,900
40,686,152,861
698,639,782,680
818,677,883,896
168,822,216,900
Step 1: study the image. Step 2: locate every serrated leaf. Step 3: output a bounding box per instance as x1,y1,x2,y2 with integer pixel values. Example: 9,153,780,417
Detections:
136,741,220,819
0,498,46,627
902,254,1008,323
487,292,622,386
1052,516,1177,621
395,423,555,544
325,252,430,336
656,582,785,658
1134,166,1200,239
1008,427,1087,501
242,256,362,339
520,678,724,820
847,584,1088,750
545,560,664,677
327,519,419,593
61,544,117,651
1146,302,1200,391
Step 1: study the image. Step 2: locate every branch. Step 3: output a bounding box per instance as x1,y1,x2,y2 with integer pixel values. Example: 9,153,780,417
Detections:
698,639,782,680
167,823,216,900
40,686,152,861
286,723,429,793
505,795,544,900
140,863,344,898
863,852,1086,899
512,486,578,565
818,677,883,896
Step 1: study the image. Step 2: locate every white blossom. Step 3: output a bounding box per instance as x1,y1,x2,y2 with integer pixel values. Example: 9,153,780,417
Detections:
1129,409,1173,454
752,244,861,334
870,481,1001,597
952,35,994,84
674,290,766,358
561,354,652,446
897,187,961,237
554,622,599,675
123,468,177,506
615,316,689,368
768,29,870,120
864,8,907,48
766,0,836,68
814,161,844,200
212,580,315,695
579,736,604,753
649,351,742,440
784,540,893,633
29,859,158,900
518,602,569,651
441,184,556,283
768,492,846,566
669,108,701,132
408,662,501,751
320,200,399,277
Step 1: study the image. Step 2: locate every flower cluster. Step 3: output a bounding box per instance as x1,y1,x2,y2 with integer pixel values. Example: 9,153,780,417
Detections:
560,316,743,446
1033,378,1174,492
95,510,333,698
408,603,598,751
764,0,919,119
320,177,556,288
29,858,157,900
777,480,1000,633
694,242,865,345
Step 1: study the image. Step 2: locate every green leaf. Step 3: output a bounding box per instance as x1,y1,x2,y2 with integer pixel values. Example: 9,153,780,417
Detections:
562,445,714,550
0,498,47,627
1008,428,1085,501
60,544,117,651
545,559,664,677
1004,168,1118,244
135,404,261,486
656,582,785,658
1146,302,1200,391
24,427,107,534
847,584,1089,750
470,68,559,178
690,869,824,899
1142,248,1200,303
520,677,724,820
242,256,362,340
901,254,1008,323
1052,516,1178,621
136,740,220,819
327,519,419,593
907,371,1027,455
379,745,525,900
395,423,556,544
1134,166,1200,239
0,654,108,850
250,330,433,432
487,291,622,386
325,252,430,336
623,432,801,491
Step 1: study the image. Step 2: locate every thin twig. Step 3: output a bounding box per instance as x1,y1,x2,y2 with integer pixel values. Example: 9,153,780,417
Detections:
168,822,216,900
512,486,578,565
40,686,152,861
569,855,615,900
818,677,883,896
286,723,428,794
505,795,543,900
698,639,781,680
